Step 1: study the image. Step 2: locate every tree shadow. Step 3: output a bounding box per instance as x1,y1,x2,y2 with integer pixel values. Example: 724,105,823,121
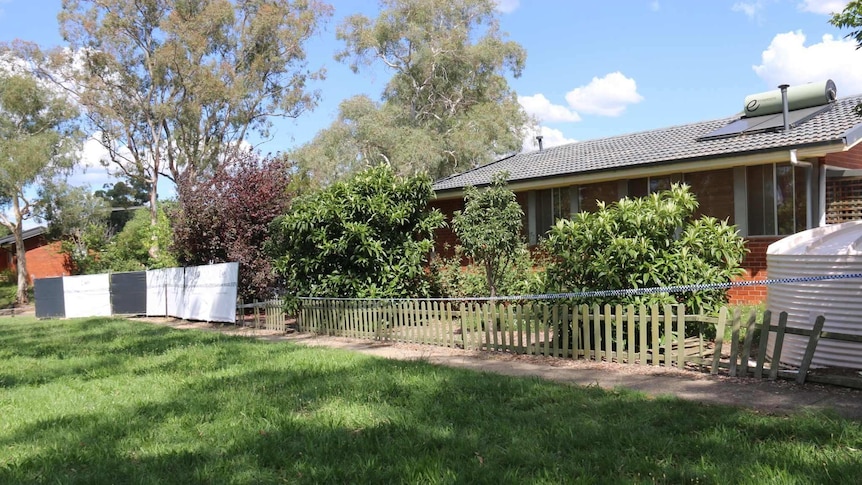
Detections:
2,323,861,483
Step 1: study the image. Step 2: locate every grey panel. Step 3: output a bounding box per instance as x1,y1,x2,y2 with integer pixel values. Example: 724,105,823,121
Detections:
110,271,147,315
34,277,65,319
698,104,833,141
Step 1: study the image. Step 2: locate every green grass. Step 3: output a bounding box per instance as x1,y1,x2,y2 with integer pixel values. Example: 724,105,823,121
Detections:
1,317,861,484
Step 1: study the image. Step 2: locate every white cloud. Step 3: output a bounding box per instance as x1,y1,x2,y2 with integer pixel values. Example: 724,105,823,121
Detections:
564,72,644,117
732,1,766,20
650,1,660,12
797,0,846,15
494,0,519,14
753,31,862,95
522,125,577,152
66,135,120,190
518,93,581,123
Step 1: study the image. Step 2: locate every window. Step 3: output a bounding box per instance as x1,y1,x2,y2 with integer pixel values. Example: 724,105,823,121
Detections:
684,169,734,222
747,163,807,236
579,181,619,212
533,187,574,241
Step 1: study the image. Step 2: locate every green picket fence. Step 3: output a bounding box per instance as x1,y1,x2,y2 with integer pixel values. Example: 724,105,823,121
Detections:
297,299,716,368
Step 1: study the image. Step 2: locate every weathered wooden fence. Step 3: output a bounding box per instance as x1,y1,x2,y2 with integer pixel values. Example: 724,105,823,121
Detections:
240,297,860,387
236,299,287,332
298,299,709,368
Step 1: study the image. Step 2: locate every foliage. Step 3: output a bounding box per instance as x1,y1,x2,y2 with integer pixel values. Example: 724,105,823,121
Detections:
269,164,444,305
37,180,113,275
3,317,862,483
0,70,79,303
55,0,332,254
294,0,530,184
172,152,292,300
431,245,544,298
451,173,527,297
100,207,178,272
543,184,747,315
832,2,862,116
94,180,150,232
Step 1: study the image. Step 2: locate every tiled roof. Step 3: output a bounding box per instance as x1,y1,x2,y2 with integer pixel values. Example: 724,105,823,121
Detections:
433,94,862,192
0,226,47,246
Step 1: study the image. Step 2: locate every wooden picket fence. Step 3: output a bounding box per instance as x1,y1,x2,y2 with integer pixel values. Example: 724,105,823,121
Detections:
236,297,861,387
236,298,288,332
298,299,712,368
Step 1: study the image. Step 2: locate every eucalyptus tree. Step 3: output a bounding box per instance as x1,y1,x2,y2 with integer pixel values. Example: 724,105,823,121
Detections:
294,0,530,184
58,0,332,256
0,73,79,304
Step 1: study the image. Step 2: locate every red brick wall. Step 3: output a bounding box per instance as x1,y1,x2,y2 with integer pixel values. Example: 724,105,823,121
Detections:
727,236,781,305
2,237,71,283
429,198,464,258
26,241,71,282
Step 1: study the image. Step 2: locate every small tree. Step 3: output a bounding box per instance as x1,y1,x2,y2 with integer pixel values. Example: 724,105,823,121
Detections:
268,164,444,304
172,152,291,300
0,72,79,303
452,173,524,297
101,207,177,272
542,184,747,315
38,181,113,275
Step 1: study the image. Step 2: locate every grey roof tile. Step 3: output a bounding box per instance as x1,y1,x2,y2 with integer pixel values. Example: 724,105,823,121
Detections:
433,95,862,192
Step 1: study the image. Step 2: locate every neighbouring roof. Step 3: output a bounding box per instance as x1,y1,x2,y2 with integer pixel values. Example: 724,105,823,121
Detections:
0,226,47,247
433,94,862,193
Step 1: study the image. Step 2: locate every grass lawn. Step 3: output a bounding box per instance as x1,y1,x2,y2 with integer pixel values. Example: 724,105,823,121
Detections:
1,317,861,484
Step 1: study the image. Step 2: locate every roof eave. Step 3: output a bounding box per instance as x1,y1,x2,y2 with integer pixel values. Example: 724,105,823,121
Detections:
432,139,849,198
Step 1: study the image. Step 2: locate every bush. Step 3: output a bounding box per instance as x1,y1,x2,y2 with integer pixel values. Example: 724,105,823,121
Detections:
542,184,747,316
431,245,545,298
268,164,444,308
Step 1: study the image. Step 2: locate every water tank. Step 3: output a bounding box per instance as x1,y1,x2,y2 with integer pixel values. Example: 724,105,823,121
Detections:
766,221,862,369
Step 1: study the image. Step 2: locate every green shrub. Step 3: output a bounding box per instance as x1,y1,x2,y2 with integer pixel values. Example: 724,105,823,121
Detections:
542,184,747,317
268,164,444,308
431,245,544,298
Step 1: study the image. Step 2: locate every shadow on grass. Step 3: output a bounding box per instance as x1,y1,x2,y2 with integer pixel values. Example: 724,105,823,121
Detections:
1,318,861,483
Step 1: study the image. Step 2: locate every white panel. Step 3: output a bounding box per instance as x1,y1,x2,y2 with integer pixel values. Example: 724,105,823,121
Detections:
183,263,238,323
63,274,112,318
165,267,186,319
146,269,169,317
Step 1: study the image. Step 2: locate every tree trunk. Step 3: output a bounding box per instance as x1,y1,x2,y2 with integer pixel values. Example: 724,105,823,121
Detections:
13,226,29,305
147,173,160,260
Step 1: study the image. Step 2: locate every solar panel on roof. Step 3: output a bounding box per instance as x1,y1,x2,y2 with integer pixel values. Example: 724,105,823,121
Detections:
698,103,833,141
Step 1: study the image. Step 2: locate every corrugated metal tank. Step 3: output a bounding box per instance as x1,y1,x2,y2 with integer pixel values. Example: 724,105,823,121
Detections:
766,221,862,369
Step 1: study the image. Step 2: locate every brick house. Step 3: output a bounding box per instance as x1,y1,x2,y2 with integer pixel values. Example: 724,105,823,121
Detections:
0,226,70,284
430,85,862,304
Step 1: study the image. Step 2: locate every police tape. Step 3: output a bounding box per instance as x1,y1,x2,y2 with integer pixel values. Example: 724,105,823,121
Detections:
297,272,862,303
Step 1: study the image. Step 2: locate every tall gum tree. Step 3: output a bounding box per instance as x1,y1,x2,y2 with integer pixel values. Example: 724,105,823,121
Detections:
57,0,332,257
294,0,530,184
0,73,79,304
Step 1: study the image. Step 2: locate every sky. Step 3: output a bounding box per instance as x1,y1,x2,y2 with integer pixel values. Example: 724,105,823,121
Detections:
2,0,862,196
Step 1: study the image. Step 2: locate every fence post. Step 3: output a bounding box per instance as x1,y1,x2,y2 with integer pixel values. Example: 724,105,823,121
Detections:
739,308,758,377
753,310,772,379
796,315,826,384
711,307,728,375
768,312,789,381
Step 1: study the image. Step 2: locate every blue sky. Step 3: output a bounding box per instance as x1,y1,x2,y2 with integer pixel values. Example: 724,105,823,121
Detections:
2,0,862,194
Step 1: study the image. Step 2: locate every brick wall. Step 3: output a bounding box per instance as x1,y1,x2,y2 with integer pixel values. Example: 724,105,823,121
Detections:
429,198,464,258
26,241,71,282
2,237,71,283
727,236,781,305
